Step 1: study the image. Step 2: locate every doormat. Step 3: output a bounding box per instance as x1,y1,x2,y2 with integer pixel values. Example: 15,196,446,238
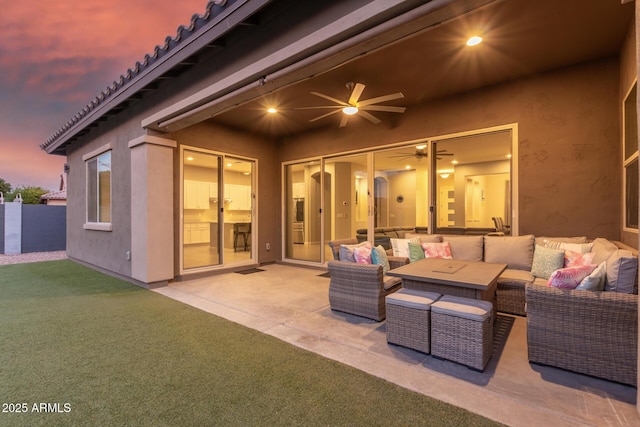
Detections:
235,268,265,275
317,272,330,278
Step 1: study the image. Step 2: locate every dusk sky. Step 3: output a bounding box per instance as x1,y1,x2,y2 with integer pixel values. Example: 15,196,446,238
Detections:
1,0,207,191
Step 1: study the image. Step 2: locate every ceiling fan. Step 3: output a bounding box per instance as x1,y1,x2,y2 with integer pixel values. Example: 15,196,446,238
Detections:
388,147,454,161
297,82,406,127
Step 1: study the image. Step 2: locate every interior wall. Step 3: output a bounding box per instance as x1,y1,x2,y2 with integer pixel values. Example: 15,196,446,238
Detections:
278,57,621,240
172,122,279,268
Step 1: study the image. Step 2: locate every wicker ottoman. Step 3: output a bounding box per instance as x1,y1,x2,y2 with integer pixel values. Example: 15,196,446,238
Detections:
385,289,441,354
431,296,494,371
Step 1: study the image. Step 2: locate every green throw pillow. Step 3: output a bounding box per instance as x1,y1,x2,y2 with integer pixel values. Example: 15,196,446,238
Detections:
371,245,391,272
531,245,565,279
408,242,425,263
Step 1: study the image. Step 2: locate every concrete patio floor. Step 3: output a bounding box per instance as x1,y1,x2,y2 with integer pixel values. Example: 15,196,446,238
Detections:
153,263,639,426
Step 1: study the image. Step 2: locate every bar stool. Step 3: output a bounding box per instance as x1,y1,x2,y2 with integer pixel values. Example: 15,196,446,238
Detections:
233,223,251,252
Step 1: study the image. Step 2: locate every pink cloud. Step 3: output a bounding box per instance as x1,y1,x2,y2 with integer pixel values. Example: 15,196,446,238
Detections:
0,0,208,189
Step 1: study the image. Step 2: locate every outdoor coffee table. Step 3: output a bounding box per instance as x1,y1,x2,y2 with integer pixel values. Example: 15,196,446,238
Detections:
387,258,507,317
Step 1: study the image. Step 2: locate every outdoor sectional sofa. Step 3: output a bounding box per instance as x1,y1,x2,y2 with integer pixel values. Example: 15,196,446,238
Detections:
328,233,638,385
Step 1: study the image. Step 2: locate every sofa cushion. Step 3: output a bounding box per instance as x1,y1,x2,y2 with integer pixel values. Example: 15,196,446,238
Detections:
590,238,619,265
484,235,535,270
371,245,391,272
547,265,596,289
339,241,369,262
390,237,420,258
605,250,638,294
576,261,606,291
382,276,402,291
442,235,484,261
497,269,535,288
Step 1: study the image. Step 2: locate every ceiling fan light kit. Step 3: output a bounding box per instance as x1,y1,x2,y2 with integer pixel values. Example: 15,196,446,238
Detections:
297,82,406,127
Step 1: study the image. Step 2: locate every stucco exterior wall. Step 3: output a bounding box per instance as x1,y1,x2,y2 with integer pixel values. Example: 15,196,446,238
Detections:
279,57,621,240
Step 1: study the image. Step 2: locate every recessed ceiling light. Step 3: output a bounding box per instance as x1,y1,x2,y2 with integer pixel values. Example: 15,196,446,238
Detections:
416,144,427,150
506,154,512,158
405,165,411,170
342,106,358,115
226,163,232,167
267,107,277,114
466,36,483,46
451,160,459,164
187,156,194,161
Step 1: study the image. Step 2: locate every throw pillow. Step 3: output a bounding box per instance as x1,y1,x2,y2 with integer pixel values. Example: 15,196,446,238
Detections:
339,241,369,262
547,264,597,289
353,243,373,264
564,250,595,268
408,242,426,262
531,245,565,280
576,262,606,291
390,237,420,258
605,250,638,294
543,239,593,254
371,245,391,272
421,241,453,259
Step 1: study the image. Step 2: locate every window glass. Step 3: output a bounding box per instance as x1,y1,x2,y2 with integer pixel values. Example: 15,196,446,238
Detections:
87,151,111,223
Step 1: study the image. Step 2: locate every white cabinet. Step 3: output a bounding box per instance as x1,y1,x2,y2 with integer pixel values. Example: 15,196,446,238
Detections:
225,184,251,210
292,182,305,199
184,223,210,244
184,181,211,209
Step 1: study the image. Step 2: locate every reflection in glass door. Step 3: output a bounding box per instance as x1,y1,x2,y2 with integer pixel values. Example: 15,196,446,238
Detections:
183,149,221,270
284,160,326,262
182,148,255,271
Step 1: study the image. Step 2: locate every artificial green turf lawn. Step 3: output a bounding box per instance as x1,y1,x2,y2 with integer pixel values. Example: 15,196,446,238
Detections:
0,260,501,426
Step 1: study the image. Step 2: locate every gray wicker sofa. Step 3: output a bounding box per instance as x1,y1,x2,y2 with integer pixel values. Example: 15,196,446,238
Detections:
525,283,638,386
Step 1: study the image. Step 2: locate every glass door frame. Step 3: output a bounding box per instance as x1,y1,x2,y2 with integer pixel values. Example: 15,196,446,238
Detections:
180,145,257,275
280,123,519,266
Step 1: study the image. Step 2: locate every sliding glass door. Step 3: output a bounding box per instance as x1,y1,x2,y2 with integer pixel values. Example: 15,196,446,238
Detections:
182,147,255,272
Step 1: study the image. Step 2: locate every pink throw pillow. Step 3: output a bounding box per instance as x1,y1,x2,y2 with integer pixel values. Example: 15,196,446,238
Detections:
564,250,594,268
421,242,453,259
547,264,597,289
353,243,373,264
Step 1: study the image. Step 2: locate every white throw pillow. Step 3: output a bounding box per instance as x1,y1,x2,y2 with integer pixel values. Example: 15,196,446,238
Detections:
576,262,606,291
390,237,420,258
605,250,638,294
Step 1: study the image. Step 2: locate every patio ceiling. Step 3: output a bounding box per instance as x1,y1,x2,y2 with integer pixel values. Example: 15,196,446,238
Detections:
207,0,633,139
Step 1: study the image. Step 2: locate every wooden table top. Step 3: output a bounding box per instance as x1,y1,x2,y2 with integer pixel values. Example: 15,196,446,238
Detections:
387,258,507,291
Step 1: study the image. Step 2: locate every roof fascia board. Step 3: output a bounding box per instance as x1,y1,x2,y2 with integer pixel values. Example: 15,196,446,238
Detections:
43,0,271,154
142,0,426,130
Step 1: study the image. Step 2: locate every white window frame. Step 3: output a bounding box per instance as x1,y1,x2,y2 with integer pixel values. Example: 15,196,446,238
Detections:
623,81,638,233
83,143,113,231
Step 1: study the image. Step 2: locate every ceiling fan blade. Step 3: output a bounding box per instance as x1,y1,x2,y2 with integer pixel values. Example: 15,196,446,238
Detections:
310,91,349,106
437,152,454,156
360,105,406,113
348,83,366,106
359,110,381,124
339,114,349,128
296,106,343,110
309,109,342,122
357,92,404,107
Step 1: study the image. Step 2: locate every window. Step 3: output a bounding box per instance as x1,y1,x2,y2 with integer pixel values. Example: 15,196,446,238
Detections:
623,82,638,231
85,150,112,228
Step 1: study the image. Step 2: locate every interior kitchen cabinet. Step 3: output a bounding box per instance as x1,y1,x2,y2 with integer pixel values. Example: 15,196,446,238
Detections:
184,180,211,209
